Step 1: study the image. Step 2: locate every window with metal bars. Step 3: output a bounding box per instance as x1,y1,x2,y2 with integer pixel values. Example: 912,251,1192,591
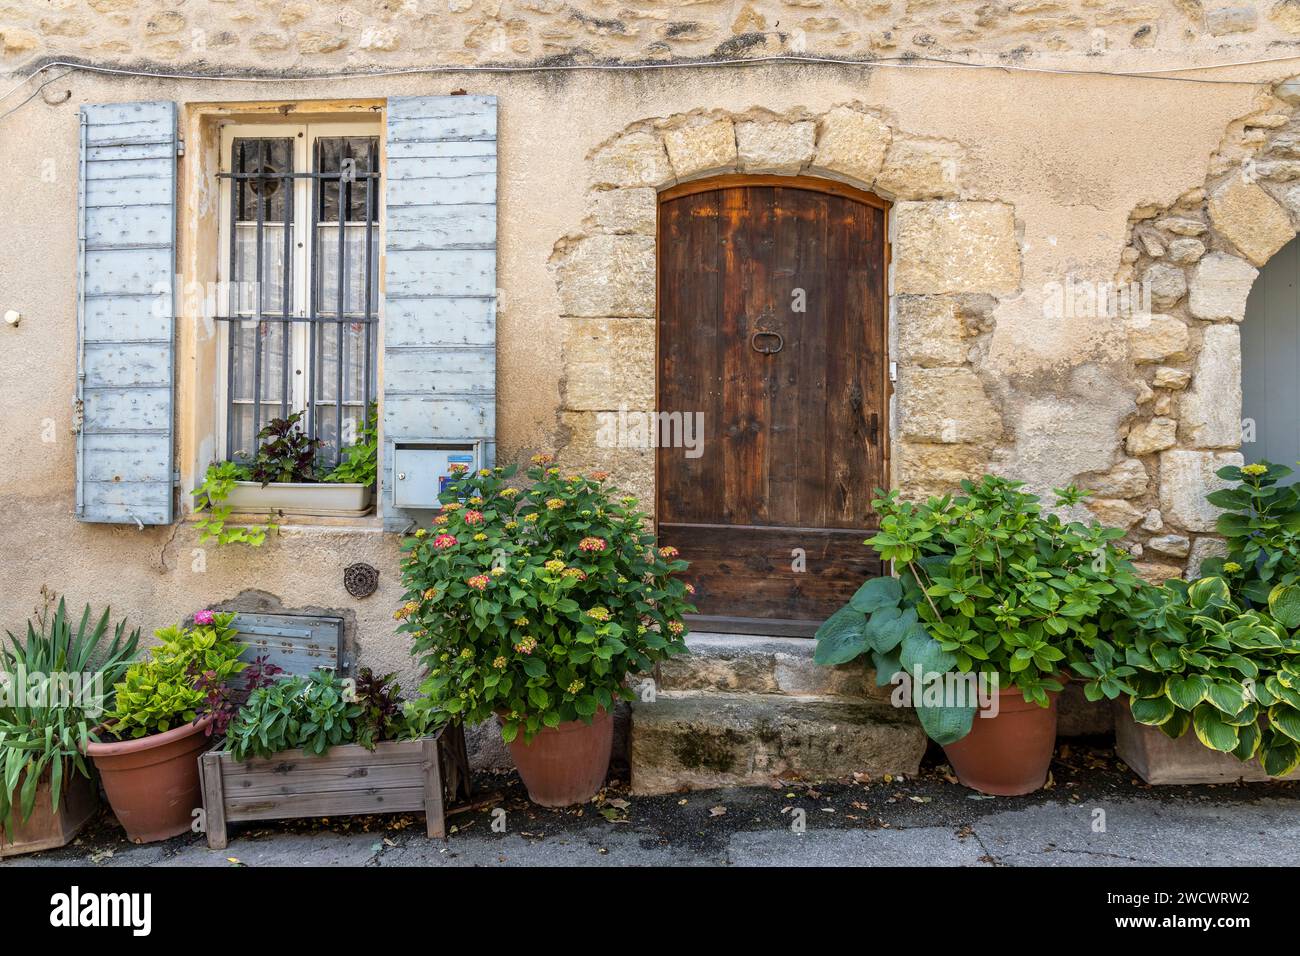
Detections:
216,122,380,471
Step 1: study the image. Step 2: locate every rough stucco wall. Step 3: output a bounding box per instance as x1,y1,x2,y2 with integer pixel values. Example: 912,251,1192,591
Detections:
6,0,1300,68
3,1,1300,762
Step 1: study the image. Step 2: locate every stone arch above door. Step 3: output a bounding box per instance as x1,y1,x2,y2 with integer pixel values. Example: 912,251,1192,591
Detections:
548,105,1022,512
1115,76,1300,582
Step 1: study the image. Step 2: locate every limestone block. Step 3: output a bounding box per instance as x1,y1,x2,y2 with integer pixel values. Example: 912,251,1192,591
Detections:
552,235,655,317
895,295,969,367
1125,313,1189,363
1143,263,1187,309
561,317,654,411
662,119,736,179
1153,366,1191,389
1084,458,1149,498
1180,324,1242,449
874,138,963,200
811,107,891,187
735,120,816,175
1208,178,1295,266
1188,252,1258,322
1159,450,1244,532
585,187,656,235
897,367,1002,443
1086,498,1144,530
1147,534,1191,558
590,131,673,189
1127,417,1178,456
893,202,1021,295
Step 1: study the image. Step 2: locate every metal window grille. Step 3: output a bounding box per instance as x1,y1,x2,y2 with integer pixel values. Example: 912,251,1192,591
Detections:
216,135,379,469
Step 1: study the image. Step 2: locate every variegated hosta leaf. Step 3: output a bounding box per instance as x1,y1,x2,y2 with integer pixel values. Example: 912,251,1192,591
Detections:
1206,679,1249,717
1268,584,1300,630
1131,694,1176,726
1192,703,1240,753
1261,737,1300,778
1165,674,1210,711
1268,704,1300,744
1232,720,1262,761
1221,701,1258,727
1158,709,1192,739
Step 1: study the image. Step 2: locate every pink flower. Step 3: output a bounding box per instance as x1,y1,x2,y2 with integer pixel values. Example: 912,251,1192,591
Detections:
579,536,607,552
464,509,484,526
467,575,490,591
433,534,458,549
659,546,679,559
194,609,215,626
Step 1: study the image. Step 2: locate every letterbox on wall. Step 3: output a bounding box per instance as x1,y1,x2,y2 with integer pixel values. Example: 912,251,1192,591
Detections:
390,439,485,512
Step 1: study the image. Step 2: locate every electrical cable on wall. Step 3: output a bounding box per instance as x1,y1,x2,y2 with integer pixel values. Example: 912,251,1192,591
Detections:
3,45,1299,121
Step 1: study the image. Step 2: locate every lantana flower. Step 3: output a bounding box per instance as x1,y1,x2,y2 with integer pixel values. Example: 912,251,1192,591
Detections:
467,574,490,591
586,606,611,622
514,636,537,654
433,534,458,549
1242,463,1268,476
465,509,484,525
659,546,679,559
546,498,564,510
530,453,554,465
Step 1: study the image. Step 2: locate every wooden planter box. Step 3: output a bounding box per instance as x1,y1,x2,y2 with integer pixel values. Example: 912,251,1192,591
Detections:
1113,701,1300,785
0,771,98,858
224,480,373,517
198,724,471,850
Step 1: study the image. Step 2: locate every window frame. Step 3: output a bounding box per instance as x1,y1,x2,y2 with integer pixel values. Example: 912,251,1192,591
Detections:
215,118,382,470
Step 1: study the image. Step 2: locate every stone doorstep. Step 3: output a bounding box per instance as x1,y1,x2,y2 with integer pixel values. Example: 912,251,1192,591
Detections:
629,690,928,796
652,632,1114,738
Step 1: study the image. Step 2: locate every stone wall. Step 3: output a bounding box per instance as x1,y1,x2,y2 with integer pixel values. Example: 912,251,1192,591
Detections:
7,0,1300,73
548,103,1022,506
1109,76,1300,583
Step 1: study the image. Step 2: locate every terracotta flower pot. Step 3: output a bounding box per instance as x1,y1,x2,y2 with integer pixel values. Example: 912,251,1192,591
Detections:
84,715,213,843
942,682,1060,796
502,709,612,807
0,770,98,858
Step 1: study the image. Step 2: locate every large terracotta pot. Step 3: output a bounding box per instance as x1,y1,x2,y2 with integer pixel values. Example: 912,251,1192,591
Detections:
502,709,612,807
942,682,1060,796
0,769,98,858
84,716,213,843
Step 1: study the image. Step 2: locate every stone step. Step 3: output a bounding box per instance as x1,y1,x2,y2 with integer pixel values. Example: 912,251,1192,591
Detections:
654,632,1113,738
655,632,878,698
629,690,927,795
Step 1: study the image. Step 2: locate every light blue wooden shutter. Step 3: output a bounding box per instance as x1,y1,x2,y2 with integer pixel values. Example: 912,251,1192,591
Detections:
382,95,497,530
76,101,177,525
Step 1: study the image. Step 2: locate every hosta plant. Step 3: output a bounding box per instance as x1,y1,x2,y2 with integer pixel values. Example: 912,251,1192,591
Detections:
397,457,694,744
105,612,246,739
814,476,1140,745
0,599,139,829
1199,460,1300,607
1117,574,1300,777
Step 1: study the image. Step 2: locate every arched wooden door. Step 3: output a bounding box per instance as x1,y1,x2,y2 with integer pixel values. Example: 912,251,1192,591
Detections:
656,176,889,636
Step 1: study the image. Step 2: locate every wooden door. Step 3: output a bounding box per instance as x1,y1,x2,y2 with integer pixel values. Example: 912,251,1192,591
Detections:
657,177,889,636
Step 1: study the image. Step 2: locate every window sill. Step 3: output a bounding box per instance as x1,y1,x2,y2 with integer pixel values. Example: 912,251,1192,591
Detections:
183,512,387,535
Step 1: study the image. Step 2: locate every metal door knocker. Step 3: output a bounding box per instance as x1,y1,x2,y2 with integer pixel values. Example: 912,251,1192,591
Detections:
750,330,784,355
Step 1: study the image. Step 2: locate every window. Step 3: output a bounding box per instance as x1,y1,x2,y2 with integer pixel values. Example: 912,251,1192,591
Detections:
216,121,380,469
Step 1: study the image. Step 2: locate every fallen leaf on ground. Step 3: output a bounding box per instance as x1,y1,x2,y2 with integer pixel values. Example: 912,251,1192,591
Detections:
708,805,727,817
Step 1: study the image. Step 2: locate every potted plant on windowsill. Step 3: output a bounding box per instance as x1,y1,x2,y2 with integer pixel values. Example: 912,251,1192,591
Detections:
194,405,378,544
813,476,1141,796
0,599,139,857
397,456,695,807
83,611,246,843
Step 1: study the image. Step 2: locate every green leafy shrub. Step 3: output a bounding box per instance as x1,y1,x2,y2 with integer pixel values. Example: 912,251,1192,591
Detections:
1200,460,1300,606
324,402,378,486
105,612,246,739
1116,575,1300,777
814,476,1140,745
227,670,358,760
193,461,276,547
0,599,139,829
397,456,694,744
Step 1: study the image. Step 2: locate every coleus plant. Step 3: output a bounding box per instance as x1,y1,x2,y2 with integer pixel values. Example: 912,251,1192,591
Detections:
248,411,322,486
814,475,1140,745
1116,575,1300,777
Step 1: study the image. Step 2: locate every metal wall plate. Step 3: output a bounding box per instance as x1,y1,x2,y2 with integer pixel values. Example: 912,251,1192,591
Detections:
231,612,349,678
